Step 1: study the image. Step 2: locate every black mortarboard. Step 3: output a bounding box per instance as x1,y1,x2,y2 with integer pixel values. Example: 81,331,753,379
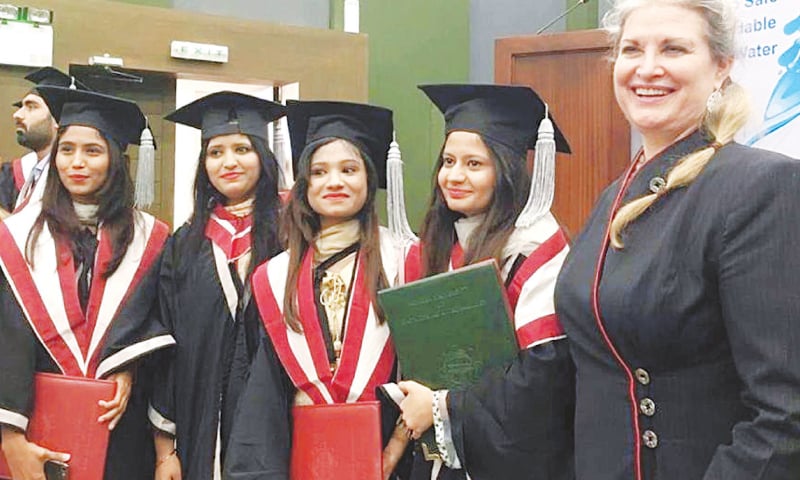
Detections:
26,67,87,88
36,86,146,149
164,91,287,143
286,100,393,188
13,67,91,108
419,84,570,156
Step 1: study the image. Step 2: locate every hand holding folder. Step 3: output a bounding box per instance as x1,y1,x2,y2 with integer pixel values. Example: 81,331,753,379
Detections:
0,373,116,480
378,260,518,459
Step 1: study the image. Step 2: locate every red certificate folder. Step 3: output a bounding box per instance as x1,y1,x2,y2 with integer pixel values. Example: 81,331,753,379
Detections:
290,401,382,480
0,373,116,480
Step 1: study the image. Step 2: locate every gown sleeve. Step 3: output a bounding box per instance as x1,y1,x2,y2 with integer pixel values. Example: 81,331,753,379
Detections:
702,153,800,479
0,162,18,213
148,235,179,436
447,339,575,480
0,273,37,431
224,319,294,480
441,237,575,480
93,242,174,379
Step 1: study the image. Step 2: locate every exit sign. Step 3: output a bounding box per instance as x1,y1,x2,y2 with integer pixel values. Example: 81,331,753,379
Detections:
170,41,229,63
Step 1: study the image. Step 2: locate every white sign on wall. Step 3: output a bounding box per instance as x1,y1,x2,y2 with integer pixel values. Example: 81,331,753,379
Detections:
0,22,53,67
733,0,800,159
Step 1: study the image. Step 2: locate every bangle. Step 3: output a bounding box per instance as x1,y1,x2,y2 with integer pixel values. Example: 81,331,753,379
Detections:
156,449,176,467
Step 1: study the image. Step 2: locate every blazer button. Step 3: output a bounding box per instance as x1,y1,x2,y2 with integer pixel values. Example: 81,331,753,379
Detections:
639,398,656,417
649,176,667,194
642,430,659,449
634,368,650,385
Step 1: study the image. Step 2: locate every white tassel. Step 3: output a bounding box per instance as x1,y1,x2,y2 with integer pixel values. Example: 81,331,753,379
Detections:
386,131,418,246
135,125,156,209
516,103,556,228
273,117,294,190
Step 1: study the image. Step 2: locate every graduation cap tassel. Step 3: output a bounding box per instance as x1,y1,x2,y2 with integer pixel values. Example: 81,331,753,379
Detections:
135,124,156,209
516,103,556,228
272,117,294,190
386,132,418,246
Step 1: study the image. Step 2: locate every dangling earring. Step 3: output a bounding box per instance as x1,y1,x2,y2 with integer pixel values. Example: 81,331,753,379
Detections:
206,187,218,210
706,88,723,114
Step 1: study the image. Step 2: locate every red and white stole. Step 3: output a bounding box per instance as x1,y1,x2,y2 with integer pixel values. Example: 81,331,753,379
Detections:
0,204,170,378
403,216,569,349
11,157,26,190
251,248,396,405
205,206,252,262
205,207,253,320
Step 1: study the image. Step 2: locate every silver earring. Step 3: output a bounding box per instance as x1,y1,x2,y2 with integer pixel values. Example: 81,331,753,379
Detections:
706,88,723,113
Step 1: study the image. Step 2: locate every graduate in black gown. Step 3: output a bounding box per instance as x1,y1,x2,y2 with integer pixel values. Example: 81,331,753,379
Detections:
397,85,574,480
224,100,409,479
149,92,286,480
0,86,174,479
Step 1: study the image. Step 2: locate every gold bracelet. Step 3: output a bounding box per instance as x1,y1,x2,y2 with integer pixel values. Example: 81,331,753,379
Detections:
156,449,177,467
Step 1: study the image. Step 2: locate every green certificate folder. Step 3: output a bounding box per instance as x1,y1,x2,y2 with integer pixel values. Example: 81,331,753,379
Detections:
378,259,518,459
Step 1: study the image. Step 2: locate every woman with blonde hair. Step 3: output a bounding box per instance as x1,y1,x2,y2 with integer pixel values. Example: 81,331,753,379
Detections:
555,0,800,478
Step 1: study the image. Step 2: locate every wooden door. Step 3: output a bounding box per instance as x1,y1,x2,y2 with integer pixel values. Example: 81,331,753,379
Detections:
496,29,631,237
71,65,176,228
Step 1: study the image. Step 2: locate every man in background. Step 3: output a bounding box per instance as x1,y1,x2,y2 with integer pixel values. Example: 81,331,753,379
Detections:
0,67,89,216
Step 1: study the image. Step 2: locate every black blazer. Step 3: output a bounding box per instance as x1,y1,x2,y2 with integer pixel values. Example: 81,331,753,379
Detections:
555,131,800,480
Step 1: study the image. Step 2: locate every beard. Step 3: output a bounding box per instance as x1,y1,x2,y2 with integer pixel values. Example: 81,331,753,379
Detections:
16,119,54,152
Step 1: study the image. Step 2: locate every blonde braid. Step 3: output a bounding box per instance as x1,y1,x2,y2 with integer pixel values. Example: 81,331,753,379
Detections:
609,82,750,248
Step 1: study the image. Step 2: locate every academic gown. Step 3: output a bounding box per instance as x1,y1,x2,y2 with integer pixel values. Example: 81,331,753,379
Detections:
149,220,269,479
224,228,405,479
554,131,800,480
0,205,174,479
403,213,575,480
0,161,20,212
0,154,30,213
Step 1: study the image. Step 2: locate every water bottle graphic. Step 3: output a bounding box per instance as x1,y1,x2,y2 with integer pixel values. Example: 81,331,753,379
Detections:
747,15,800,145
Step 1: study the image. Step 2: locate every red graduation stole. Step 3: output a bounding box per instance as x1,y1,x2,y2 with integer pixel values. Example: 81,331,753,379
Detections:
0,207,169,378
251,248,396,405
204,206,252,262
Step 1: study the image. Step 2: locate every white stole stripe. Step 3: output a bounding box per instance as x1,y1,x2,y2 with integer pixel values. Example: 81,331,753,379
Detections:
209,213,236,234
208,214,252,242
148,403,177,435
1,207,86,373
87,213,156,362
513,246,569,333
527,334,567,348
232,228,251,240
266,253,336,404
95,334,176,379
0,407,29,431
212,242,238,321
346,305,391,403
345,229,398,402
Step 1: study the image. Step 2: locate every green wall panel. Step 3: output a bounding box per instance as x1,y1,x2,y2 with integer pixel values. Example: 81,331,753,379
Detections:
357,0,470,228
566,0,598,30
